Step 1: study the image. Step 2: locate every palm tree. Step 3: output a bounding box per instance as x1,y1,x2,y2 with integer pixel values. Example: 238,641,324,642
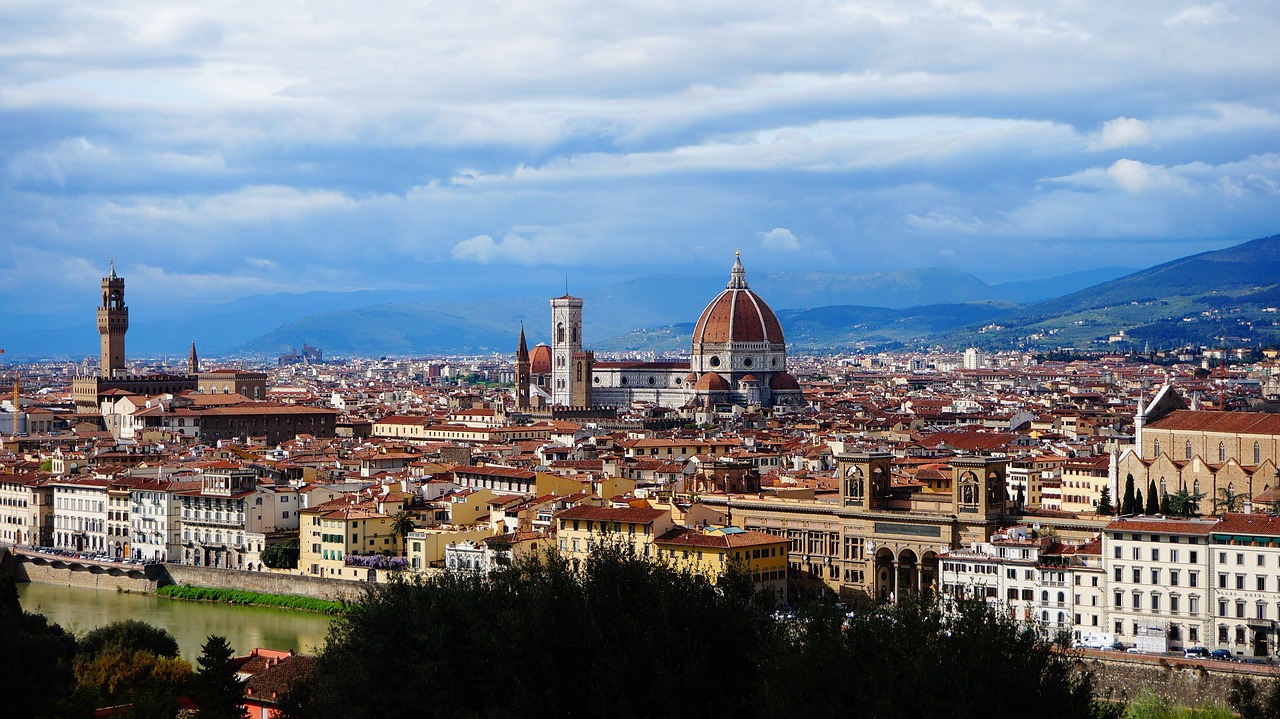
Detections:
1213,487,1250,515
1167,488,1203,518
391,511,416,550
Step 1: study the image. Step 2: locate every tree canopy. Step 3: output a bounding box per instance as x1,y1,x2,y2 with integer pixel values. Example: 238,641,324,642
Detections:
194,635,246,719
285,547,1120,719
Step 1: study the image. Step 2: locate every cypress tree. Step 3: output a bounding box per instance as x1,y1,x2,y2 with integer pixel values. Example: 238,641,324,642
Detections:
1122,474,1136,515
1145,480,1160,515
193,635,245,719
1135,489,1144,514
1159,490,1171,515
1097,486,1114,516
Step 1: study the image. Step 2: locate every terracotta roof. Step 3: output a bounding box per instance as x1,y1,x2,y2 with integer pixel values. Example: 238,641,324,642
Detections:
556,505,667,523
1148,410,1280,436
1104,516,1217,535
654,526,787,549
1213,513,1280,536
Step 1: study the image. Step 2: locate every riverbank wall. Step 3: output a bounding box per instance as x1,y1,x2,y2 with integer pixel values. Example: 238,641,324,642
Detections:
1082,649,1279,708
162,564,368,603
2,548,372,602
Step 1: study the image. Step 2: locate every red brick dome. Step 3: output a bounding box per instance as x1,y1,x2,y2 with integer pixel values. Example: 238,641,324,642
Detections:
529,344,552,375
694,372,730,392
769,372,801,391
692,253,784,345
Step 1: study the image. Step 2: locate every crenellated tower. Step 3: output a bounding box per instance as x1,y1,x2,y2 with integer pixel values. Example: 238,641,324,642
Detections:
97,261,128,377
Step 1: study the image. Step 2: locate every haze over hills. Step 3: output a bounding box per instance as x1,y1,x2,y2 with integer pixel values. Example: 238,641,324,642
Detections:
235,265,1130,356
9,232,1280,359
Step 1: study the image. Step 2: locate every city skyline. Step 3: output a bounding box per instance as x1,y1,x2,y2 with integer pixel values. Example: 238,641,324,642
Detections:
2,2,1280,321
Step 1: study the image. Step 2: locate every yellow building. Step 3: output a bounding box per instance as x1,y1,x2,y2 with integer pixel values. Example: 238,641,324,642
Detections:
406,525,495,571
300,499,402,579
554,505,673,561
654,525,788,602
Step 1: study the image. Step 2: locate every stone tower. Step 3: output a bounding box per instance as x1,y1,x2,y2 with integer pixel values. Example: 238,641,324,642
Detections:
837,452,894,510
97,262,128,378
515,324,531,409
571,350,594,407
550,294,583,406
189,342,200,375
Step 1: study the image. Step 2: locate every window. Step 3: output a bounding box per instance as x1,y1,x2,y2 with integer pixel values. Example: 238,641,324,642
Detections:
1219,573,1228,589
1132,567,1141,583
1190,596,1200,615
1221,552,1228,564
1237,575,1246,590
1114,545,1122,559
1114,591,1123,608
1152,569,1161,584
1259,604,1268,620
1261,555,1268,567
1186,440,1193,460
1259,576,1268,592
1170,570,1179,586
1152,548,1160,562
1237,602,1246,619
1237,627,1247,644
1219,600,1228,617
1190,551,1198,564
1133,547,1140,560
1171,549,1180,563
1151,594,1161,611
1190,572,1199,587
1170,595,1180,613
1219,625,1229,643
1238,553,1246,565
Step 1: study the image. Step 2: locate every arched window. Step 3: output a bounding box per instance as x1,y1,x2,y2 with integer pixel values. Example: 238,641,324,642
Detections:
1255,442,1262,466
1154,439,1161,457
1219,442,1226,463
556,323,565,343
1186,441,1193,460
1057,591,1065,603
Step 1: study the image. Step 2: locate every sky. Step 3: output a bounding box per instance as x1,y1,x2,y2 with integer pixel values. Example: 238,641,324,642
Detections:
2,1,1280,320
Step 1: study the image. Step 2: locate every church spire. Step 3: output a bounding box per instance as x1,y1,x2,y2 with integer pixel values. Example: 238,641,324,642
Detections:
516,322,529,359
727,250,748,289
189,341,200,375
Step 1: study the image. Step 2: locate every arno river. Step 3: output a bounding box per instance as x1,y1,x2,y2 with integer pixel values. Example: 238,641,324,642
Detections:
16,582,334,660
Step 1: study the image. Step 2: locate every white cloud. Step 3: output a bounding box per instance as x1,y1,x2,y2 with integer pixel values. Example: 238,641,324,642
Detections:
1089,117,1150,151
759,227,800,252
452,233,540,265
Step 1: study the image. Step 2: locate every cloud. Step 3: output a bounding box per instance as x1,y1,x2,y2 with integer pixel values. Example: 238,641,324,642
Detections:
1089,117,1150,151
452,233,540,265
759,227,800,252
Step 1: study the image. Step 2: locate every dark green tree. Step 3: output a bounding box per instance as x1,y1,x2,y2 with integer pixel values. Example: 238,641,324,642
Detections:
1096,486,1114,516
1168,488,1203,518
77,619,179,660
1015,485,1026,511
193,635,245,719
1229,676,1280,719
262,539,300,569
1159,490,1171,515
1135,489,1144,514
1122,473,1136,514
1145,480,1160,515
0,575,80,719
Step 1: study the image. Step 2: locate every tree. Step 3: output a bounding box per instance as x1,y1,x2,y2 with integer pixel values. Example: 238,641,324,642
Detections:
1135,489,1144,515
0,575,80,718
1159,490,1171,516
1145,480,1160,515
287,548,1122,719
74,646,192,719
1096,486,1114,516
78,619,179,660
262,539,300,569
1122,474,1136,515
1229,676,1280,719
193,635,245,719
390,510,416,549
1015,485,1026,511
1167,488,1204,518
1213,487,1249,515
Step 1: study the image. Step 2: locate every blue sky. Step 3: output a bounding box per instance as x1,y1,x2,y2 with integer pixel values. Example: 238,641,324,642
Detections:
2,1,1280,319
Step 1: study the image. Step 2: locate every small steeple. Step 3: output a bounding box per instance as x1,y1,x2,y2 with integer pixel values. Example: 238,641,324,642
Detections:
189,341,200,375
727,250,748,289
108,259,117,280
516,323,529,359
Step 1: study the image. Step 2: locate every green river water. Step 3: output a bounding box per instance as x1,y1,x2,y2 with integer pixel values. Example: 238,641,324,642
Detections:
15,581,335,660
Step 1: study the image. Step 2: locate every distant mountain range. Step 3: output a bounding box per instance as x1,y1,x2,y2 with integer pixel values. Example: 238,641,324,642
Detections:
7,232,1280,359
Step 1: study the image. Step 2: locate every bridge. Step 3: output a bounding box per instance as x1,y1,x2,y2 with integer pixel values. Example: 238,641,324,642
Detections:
2,546,166,589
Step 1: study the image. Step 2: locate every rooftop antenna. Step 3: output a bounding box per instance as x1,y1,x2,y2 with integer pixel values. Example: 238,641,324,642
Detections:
565,274,569,296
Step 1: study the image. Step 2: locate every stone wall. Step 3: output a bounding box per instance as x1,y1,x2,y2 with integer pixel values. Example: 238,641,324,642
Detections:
161,564,369,603
1085,651,1280,708
7,556,158,593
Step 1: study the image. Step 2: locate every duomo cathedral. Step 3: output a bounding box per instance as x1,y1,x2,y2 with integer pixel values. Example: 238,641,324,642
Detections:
515,253,804,415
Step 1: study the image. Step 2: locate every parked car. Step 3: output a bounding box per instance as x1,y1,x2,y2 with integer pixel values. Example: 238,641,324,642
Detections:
1184,647,1209,658
1210,649,1233,660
